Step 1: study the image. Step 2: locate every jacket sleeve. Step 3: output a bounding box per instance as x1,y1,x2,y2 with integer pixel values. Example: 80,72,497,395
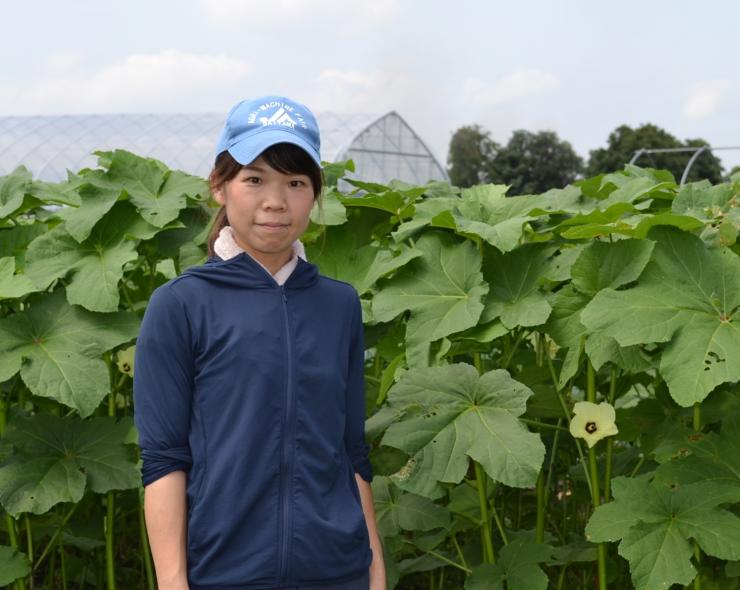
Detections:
133,283,195,487
344,291,373,483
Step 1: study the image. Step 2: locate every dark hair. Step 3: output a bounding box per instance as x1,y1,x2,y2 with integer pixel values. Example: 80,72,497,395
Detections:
206,143,325,257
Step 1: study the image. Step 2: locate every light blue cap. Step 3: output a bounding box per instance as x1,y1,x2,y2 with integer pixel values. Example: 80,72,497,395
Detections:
215,95,321,167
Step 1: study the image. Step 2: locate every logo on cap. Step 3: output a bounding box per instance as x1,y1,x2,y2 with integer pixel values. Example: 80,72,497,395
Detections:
247,100,308,130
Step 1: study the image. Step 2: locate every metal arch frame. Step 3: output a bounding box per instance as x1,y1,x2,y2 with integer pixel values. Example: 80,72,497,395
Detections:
628,145,740,185
336,110,449,183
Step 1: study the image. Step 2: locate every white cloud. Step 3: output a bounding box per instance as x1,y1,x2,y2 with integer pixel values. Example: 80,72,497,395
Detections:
0,50,252,114
201,0,398,26
463,68,560,106
683,80,730,120
305,65,437,116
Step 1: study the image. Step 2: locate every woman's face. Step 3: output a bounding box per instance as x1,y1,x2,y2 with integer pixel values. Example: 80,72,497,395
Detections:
213,154,316,271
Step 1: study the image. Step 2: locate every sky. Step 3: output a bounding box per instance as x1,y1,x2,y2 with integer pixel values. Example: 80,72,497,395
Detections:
2,0,739,173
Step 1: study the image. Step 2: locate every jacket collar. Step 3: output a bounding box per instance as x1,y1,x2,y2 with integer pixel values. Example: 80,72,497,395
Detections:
182,250,319,289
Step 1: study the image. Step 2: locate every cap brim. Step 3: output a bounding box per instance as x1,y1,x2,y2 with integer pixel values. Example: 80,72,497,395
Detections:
227,130,322,168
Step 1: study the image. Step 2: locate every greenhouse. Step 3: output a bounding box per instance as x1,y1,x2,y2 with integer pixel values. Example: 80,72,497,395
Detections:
0,111,448,186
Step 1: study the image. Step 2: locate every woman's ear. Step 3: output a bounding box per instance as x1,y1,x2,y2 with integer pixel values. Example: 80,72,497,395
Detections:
212,185,225,205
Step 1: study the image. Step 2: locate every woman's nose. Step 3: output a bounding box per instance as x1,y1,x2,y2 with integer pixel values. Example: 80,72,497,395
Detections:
262,187,288,209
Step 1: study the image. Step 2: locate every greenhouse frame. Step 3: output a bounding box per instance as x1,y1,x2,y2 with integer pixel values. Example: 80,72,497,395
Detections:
0,111,448,187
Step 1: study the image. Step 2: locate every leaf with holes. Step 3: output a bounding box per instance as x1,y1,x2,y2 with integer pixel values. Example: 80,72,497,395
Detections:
381,363,544,499
580,226,740,406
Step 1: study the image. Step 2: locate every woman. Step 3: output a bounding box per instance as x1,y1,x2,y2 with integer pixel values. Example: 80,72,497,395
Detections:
133,96,386,590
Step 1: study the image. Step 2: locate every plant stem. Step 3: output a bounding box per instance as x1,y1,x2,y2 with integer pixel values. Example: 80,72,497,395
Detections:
587,360,607,590
693,402,701,431
6,515,27,590
105,493,116,590
535,471,545,544
24,514,33,583
473,351,482,374
490,496,508,545
104,354,117,590
543,421,562,508
556,565,568,590
545,352,593,497
520,418,569,433
451,532,468,571
604,366,617,501
629,455,646,478
474,461,495,563
693,402,702,590
60,534,68,590
400,539,472,573
34,503,78,570
502,329,527,370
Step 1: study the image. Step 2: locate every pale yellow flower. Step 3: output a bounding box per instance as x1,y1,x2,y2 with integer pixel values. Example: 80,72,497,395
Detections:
116,345,135,378
569,401,618,448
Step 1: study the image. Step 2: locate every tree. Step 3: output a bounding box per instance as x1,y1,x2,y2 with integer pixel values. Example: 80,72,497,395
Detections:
486,130,584,195
587,124,724,184
446,125,500,188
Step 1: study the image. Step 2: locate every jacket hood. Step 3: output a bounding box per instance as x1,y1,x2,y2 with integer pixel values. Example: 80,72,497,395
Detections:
181,251,319,290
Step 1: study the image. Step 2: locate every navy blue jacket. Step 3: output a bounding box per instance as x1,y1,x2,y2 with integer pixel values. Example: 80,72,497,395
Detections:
133,250,374,589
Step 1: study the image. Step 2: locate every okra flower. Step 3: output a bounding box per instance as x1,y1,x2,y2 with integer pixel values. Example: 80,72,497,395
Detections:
569,401,618,448
116,345,135,377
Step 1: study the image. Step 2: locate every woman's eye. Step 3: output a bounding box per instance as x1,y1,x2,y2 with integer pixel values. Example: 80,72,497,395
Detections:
290,179,306,187
245,176,261,184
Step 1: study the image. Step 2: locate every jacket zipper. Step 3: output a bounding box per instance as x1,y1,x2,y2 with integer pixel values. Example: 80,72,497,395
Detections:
277,285,293,586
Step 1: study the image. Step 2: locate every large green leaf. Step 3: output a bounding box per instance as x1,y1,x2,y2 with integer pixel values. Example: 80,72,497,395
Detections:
310,186,347,226
392,196,460,243
542,285,588,388
371,476,450,538
0,166,33,219
430,185,549,253
340,181,426,218
586,476,740,590
479,242,556,328
653,411,740,503
99,150,207,227
0,288,139,417
466,532,553,590
0,414,139,517
0,546,31,586
381,363,544,499
0,257,37,300
672,181,734,220
581,226,740,406
306,222,423,295
570,238,654,295
55,183,122,243
371,231,488,367
24,201,158,311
